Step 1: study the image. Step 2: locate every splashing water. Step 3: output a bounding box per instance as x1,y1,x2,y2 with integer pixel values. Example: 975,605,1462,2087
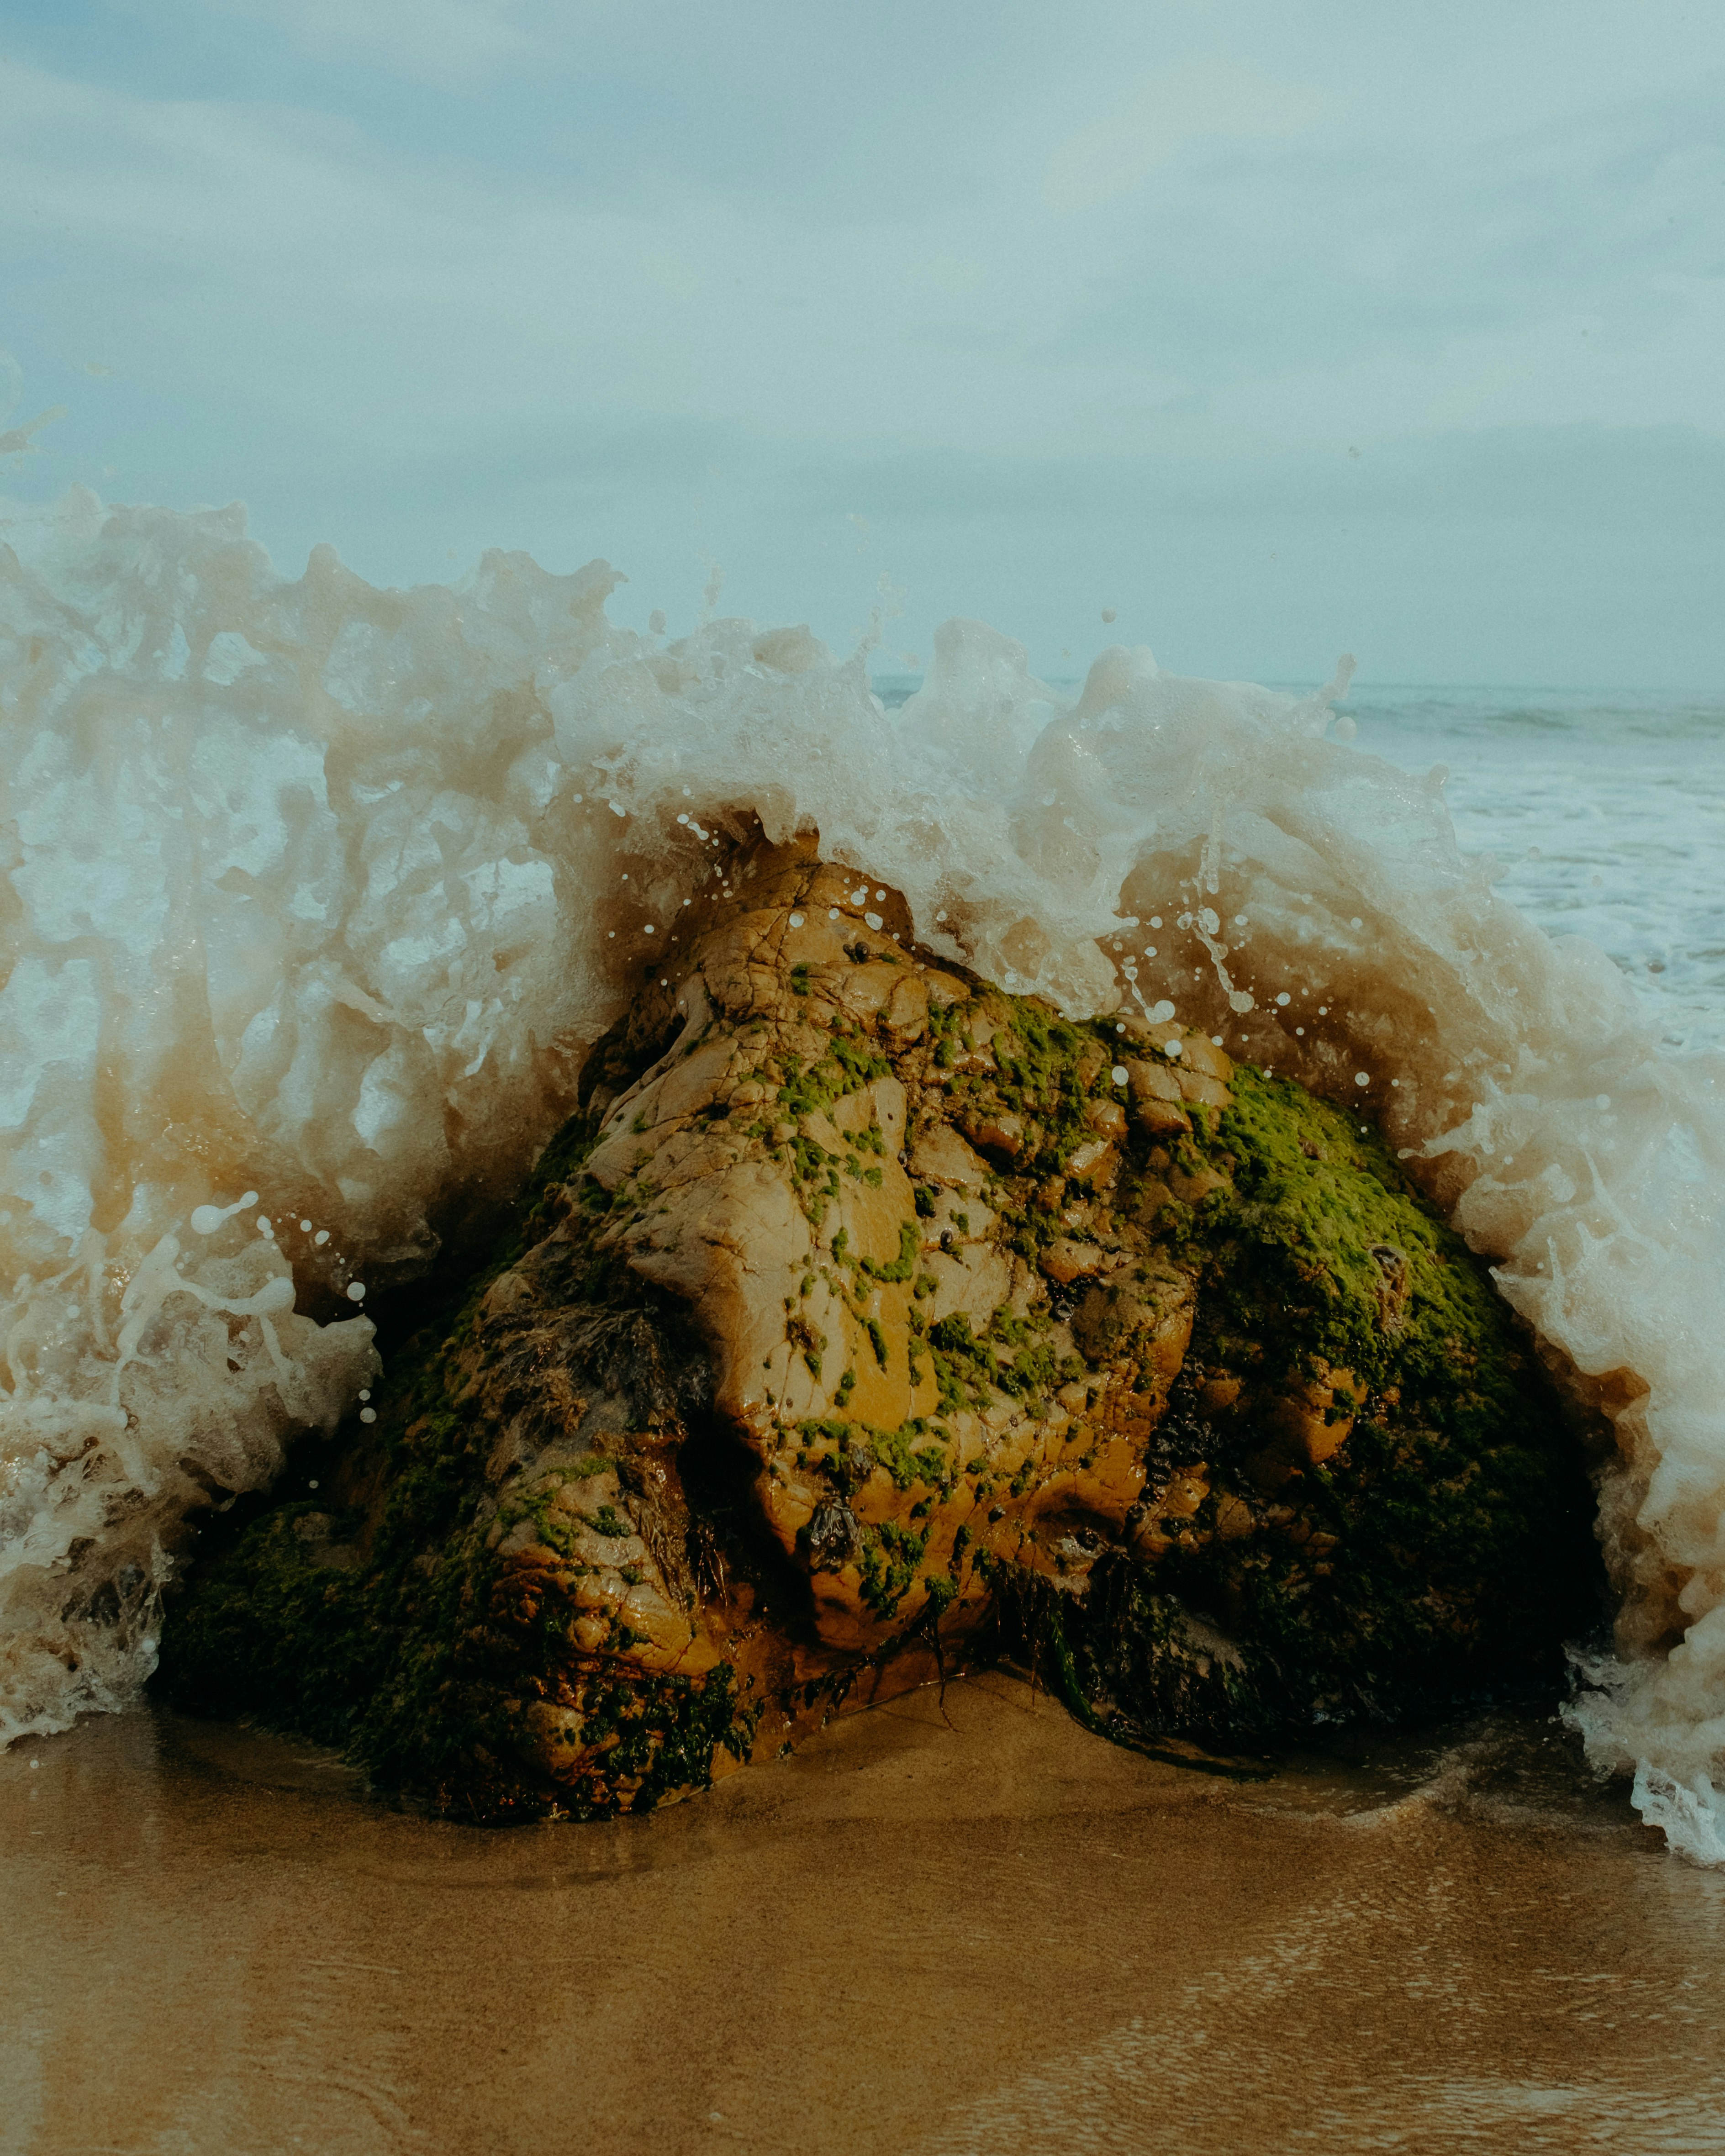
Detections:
2,491,1722,1860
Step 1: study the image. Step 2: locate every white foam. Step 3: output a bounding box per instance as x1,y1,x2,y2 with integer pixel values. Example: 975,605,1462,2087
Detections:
2,494,1722,1864
189,1192,258,1236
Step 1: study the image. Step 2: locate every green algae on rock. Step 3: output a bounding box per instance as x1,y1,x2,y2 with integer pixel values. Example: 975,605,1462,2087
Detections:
157,841,1602,1821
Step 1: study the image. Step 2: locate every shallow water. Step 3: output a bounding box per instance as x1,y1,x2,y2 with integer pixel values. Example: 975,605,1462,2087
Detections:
5,1671,1724,2156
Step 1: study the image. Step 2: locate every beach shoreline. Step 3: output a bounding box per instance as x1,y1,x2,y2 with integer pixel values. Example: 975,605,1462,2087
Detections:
5,1674,1722,2155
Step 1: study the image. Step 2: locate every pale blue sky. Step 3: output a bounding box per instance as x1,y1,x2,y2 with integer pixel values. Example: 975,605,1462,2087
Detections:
2,0,1722,684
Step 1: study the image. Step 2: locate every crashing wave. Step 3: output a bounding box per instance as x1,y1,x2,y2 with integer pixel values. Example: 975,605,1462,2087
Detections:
1,491,1721,1858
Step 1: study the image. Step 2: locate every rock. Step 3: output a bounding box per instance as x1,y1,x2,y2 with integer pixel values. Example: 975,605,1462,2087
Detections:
909,1123,990,1191
957,1107,1025,1161
1039,1239,1109,1286
1123,1058,1191,1137
158,837,1602,1819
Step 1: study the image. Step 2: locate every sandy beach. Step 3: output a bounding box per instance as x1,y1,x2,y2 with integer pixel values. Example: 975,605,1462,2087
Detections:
6,1675,1724,2155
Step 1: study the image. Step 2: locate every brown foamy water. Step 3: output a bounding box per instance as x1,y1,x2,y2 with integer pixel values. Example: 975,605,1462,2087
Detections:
5,1674,1724,2156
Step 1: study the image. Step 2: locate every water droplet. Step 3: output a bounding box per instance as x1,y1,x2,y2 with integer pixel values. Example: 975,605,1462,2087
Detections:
347,1281,367,1301
192,1191,260,1235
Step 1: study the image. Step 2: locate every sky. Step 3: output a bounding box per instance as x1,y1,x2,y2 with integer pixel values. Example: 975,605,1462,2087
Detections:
1,0,1722,686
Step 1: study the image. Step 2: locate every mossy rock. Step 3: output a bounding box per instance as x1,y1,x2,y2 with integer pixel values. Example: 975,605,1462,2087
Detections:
157,841,1602,1820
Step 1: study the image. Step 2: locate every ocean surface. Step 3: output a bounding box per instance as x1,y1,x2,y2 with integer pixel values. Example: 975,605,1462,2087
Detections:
1339,685,1725,1058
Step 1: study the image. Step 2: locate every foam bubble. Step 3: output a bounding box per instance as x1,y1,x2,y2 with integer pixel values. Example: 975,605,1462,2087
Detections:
189,1192,258,1236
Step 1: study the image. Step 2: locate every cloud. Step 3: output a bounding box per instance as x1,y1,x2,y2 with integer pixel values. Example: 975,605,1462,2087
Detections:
0,5,1720,680
0,405,66,462
4,30,1721,468
178,0,530,71
774,424,1725,535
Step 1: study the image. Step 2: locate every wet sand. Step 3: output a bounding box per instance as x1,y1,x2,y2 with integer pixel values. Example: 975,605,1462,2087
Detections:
5,1674,1725,2156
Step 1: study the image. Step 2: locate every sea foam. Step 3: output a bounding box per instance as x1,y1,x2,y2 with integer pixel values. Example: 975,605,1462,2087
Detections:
2,493,1722,1857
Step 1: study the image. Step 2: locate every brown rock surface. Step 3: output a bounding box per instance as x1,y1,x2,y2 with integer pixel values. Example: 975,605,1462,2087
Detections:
555,840,1168,1670
162,835,1600,1822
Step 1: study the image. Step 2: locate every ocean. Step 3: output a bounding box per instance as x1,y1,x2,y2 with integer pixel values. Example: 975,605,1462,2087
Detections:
2,504,1724,2150
876,674,1725,1058
1340,685,1725,1058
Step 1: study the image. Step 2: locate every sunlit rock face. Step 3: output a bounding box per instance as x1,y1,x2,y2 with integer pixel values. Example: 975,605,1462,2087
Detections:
157,842,1599,1819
